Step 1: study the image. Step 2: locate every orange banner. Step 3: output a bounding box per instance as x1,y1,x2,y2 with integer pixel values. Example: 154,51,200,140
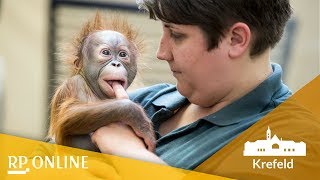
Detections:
196,76,320,179
0,134,229,180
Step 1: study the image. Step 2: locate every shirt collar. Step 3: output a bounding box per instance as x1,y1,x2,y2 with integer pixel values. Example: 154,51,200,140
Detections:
152,88,188,111
204,63,285,126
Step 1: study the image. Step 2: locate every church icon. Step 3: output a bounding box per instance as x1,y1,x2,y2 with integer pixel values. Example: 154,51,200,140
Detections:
243,127,306,156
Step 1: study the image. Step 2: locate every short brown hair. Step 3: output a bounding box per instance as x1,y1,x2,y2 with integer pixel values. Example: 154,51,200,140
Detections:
139,0,292,57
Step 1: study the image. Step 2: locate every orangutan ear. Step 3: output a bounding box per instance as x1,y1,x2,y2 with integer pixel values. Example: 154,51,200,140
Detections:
227,22,251,58
73,57,83,73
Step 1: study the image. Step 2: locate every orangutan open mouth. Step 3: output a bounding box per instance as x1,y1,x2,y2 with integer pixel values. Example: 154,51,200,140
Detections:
105,80,125,88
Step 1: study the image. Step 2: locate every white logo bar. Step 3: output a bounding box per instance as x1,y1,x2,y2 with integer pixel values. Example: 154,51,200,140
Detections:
7,168,30,175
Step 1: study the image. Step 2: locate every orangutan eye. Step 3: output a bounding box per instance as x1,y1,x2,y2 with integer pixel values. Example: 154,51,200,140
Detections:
101,49,111,56
119,51,128,58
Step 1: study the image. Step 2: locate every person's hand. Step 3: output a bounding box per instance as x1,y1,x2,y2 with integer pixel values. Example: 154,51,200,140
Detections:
91,123,166,165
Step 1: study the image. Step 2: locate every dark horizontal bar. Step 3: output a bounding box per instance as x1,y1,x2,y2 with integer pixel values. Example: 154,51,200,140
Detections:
52,0,140,12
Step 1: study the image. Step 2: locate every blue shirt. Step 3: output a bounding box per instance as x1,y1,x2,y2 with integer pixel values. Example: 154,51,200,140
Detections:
129,63,291,170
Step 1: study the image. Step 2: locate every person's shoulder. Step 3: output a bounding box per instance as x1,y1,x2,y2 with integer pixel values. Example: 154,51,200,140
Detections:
271,83,292,107
268,64,292,107
129,83,176,104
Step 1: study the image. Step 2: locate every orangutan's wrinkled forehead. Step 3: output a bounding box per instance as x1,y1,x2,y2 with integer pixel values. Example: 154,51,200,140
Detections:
86,31,130,48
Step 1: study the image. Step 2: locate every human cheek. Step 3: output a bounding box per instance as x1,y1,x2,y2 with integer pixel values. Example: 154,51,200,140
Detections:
176,46,199,65
175,68,197,96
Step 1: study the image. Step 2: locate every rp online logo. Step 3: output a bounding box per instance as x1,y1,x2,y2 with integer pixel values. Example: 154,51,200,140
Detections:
7,155,89,175
7,156,31,175
243,127,306,156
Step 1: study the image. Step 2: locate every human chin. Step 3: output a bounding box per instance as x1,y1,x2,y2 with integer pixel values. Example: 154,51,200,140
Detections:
176,81,193,98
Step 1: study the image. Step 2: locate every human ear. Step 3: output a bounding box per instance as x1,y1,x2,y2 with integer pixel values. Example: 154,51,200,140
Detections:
227,22,251,58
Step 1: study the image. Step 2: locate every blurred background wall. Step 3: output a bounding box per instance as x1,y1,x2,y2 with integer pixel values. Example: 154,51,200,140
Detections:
0,0,49,139
0,0,319,140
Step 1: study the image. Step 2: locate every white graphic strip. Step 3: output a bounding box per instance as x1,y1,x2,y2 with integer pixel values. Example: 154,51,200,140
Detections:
7,168,30,175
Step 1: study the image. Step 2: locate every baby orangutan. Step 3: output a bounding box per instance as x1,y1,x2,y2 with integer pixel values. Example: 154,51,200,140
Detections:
48,12,155,152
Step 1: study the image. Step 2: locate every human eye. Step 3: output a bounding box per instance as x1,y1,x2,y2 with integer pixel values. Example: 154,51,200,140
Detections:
169,30,185,41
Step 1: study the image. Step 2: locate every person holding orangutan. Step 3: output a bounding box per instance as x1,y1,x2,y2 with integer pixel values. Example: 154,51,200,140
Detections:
90,0,293,169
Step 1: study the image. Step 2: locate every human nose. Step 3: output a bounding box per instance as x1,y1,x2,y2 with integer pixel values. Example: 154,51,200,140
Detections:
156,34,173,61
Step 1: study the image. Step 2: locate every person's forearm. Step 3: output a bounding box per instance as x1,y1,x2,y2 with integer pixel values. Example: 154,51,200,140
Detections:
102,148,167,165
92,124,165,165
133,150,167,165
